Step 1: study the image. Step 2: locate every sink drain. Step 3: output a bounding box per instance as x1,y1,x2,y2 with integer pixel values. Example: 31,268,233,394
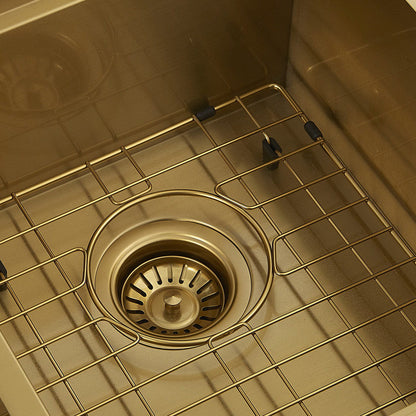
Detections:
121,256,225,336
87,191,273,348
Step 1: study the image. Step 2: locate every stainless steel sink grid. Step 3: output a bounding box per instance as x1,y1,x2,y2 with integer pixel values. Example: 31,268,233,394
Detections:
0,84,416,415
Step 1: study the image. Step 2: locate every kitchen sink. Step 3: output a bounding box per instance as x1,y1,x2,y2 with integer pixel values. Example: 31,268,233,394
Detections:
1,84,416,415
1,1,416,415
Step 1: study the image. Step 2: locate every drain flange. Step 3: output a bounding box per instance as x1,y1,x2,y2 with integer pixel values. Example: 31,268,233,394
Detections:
121,256,225,336
87,191,273,348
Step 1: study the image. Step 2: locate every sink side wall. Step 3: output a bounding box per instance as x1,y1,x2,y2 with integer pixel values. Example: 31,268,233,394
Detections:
287,0,416,248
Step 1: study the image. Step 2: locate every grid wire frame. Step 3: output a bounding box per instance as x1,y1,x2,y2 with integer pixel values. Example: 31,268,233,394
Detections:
0,84,415,415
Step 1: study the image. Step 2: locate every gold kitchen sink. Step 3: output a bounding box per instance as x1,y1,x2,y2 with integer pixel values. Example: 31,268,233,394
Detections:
0,84,415,415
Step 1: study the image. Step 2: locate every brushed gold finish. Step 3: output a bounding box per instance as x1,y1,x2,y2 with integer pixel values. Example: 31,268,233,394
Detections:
288,0,416,248
0,0,292,198
121,256,225,336
0,0,416,413
86,191,273,348
0,84,415,415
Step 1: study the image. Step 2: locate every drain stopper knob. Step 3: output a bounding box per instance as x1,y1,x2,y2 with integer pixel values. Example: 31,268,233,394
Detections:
164,295,182,320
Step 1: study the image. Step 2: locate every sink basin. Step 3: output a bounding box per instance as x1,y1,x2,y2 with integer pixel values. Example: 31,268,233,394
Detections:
0,84,415,415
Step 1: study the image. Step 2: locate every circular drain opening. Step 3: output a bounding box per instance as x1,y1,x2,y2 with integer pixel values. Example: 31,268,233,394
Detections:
121,256,226,336
87,191,273,348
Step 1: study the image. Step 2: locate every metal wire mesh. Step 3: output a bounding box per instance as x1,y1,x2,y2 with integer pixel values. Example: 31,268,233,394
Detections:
0,84,415,415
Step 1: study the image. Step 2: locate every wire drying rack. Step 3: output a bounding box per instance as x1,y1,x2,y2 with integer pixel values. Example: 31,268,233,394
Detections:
0,84,416,415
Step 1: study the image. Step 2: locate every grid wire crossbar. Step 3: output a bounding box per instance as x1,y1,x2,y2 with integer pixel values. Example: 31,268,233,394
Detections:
0,84,415,416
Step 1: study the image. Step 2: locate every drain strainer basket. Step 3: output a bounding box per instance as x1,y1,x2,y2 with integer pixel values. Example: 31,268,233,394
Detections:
122,255,225,336
87,190,273,348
